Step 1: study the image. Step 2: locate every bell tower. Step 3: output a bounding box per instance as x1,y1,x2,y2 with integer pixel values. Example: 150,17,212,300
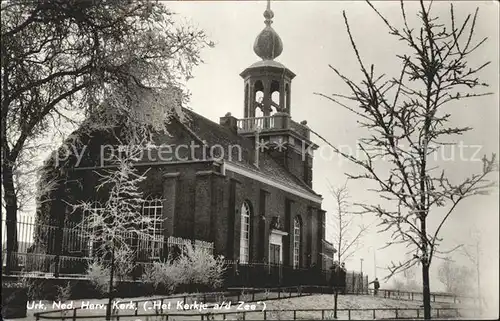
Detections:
236,0,318,187
241,0,294,118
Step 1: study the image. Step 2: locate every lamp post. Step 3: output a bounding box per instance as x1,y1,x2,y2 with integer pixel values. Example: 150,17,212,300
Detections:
360,258,364,274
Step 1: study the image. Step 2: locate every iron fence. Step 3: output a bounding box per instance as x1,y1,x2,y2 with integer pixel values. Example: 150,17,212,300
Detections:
223,260,368,292
368,288,479,305
2,217,213,277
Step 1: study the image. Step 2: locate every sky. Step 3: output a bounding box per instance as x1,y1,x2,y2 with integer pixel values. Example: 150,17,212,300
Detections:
163,0,499,308
6,0,498,312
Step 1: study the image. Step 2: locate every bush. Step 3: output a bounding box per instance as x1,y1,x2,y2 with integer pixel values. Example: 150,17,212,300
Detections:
176,244,226,290
56,281,72,302
87,261,110,294
142,261,182,294
142,244,226,293
20,274,47,300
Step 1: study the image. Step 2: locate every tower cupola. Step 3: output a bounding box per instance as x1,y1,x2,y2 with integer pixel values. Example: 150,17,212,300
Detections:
240,0,295,118
236,0,318,187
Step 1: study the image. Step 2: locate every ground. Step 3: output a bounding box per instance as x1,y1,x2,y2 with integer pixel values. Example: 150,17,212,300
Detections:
19,292,479,321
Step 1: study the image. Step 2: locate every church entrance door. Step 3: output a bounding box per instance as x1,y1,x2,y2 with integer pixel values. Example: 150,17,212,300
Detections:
269,243,280,265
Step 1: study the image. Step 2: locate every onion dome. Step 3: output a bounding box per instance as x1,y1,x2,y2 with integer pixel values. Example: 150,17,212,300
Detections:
253,4,283,60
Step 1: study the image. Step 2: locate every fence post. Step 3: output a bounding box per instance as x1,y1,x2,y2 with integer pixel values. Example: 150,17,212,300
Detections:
372,309,375,319
73,308,77,321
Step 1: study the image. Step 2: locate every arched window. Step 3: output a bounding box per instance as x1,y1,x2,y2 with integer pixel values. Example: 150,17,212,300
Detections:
81,202,104,256
239,201,251,264
142,197,163,258
254,80,264,119
244,84,249,117
293,216,301,269
285,83,290,112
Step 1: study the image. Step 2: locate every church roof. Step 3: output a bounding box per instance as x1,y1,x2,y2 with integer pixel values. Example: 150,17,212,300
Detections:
179,108,321,202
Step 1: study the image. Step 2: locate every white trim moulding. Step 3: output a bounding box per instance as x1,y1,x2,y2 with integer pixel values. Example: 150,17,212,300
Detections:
223,161,323,204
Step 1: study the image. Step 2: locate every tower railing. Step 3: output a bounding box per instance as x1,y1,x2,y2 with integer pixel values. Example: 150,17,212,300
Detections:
237,114,310,139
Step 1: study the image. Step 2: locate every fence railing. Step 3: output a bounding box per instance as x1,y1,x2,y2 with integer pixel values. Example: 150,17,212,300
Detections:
2,217,213,277
368,288,479,305
34,292,479,321
223,261,368,292
237,115,310,139
33,286,313,320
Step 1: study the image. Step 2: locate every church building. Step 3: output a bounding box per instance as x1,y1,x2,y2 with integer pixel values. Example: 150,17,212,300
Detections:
37,2,328,271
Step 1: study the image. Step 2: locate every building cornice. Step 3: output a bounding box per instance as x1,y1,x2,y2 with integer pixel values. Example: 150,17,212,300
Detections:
223,161,323,204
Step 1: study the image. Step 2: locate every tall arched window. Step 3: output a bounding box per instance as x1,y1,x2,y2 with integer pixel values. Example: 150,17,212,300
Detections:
239,201,251,264
142,196,163,258
293,216,301,269
82,202,104,256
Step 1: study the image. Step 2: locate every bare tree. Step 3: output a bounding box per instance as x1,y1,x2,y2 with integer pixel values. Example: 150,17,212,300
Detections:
461,228,486,313
314,1,497,318
1,0,212,272
72,139,161,320
394,263,420,292
329,181,369,264
438,257,474,297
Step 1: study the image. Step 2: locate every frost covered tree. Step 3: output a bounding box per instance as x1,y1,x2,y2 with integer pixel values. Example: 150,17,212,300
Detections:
73,140,161,320
329,181,370,264
1,0,212,272
314,1,497,318
438,257,474,297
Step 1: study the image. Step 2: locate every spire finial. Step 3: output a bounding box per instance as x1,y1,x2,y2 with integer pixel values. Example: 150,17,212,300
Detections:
253,0,283,60
264,0,274,25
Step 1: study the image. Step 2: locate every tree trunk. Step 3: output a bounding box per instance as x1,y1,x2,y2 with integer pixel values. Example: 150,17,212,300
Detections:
106,245,115,321
2,161,19,274
422,263,431,319
333,289,338,319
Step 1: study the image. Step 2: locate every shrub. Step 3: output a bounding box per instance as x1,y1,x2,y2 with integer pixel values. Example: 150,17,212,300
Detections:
56,282,72,302
20,275,47,300
87,261,110,294
142,244,226,293
142,261,181,294
175,243,226,290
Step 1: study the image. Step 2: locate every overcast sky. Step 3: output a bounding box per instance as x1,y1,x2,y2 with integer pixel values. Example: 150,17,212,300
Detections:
165,0,499,304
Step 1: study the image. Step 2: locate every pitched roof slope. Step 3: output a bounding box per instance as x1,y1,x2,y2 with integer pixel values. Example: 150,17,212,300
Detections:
180,108,321,201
